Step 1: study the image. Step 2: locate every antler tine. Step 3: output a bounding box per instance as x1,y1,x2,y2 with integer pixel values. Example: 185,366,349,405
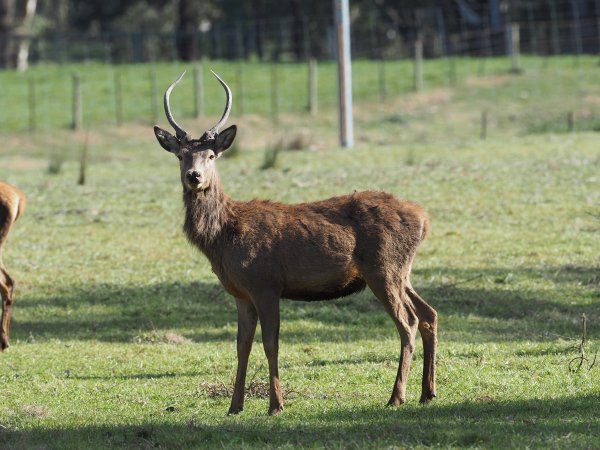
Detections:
208,70,233,134
163,71,188,139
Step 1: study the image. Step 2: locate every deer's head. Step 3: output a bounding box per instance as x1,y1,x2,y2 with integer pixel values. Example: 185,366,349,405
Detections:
154,71,237,192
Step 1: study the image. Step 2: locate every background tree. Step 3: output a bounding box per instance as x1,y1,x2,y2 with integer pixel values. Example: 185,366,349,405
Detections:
175,0,219,61
0,0,39,70
0,0,16,68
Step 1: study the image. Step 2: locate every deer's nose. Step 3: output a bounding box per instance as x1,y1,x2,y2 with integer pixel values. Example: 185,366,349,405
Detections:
186,170,201,183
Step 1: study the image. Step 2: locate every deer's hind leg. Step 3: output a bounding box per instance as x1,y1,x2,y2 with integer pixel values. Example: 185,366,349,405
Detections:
0,200,19,352
252,291,284,416
405,283,437,403
228,298,258,415
365,273,418,406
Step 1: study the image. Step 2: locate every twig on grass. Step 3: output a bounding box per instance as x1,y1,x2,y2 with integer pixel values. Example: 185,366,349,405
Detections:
437,274,483,291
246,363,263,387
568,313,597,372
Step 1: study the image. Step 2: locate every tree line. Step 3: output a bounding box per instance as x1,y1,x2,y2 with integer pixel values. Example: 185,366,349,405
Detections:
0,0,594,69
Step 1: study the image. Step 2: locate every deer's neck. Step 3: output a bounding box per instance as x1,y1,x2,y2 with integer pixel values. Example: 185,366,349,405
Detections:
182,174,232,254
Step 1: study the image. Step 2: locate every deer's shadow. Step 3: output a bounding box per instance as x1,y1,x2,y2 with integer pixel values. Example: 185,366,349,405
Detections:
10,264,598,345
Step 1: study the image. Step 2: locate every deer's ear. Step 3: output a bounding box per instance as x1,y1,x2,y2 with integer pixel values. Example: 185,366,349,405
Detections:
154,126,180,153
214,125,237,154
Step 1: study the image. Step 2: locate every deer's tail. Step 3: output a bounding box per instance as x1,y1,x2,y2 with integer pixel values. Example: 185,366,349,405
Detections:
420,211,430,242
15,191,26,223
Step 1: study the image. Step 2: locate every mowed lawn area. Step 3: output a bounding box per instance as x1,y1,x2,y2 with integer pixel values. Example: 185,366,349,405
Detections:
1,60,599,448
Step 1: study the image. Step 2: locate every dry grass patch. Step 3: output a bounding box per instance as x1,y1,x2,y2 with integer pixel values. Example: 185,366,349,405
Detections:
133,331,191,345
198,379,297,399
465,75,511,88
20,404,50,418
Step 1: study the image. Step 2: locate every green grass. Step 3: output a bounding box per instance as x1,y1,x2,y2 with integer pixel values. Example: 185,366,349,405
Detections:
0,59,599,448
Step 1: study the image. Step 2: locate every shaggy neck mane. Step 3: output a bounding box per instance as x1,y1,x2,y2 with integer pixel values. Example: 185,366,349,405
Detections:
182,173,231,251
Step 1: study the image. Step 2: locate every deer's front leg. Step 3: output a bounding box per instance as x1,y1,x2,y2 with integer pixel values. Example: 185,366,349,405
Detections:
228,298,258,415
0,268,14,351
0,282,11,351
254,293,283,416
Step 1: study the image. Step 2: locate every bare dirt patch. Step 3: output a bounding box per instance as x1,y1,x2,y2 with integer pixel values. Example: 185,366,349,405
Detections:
162,332,191,345
400,88,454,112
584,95,600,105
465,75,511,88
0,156,46,170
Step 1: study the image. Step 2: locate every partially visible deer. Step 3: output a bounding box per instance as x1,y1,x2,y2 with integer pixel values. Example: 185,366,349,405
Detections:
154,72,437,416
0,182,26,351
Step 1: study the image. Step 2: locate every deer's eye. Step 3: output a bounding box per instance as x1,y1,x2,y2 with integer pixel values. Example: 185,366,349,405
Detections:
209,154,215,160
177,155,182,161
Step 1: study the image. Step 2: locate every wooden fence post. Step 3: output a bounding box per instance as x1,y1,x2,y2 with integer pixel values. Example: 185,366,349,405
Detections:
78,133,89,186
71,73,82,130
567,111,575,132
193,64,204,118
508,23,522,74
480,110,488,140
527,3,539,55
308,58,317,114
114,71,123,126
413,33,423,92
271,63,279,124
549,0,560,56
448,35,459,85
237,62,245,115
28,77,36,132
571,0,583,65
478,27,490,76
378,57,386,100
150,67,158,124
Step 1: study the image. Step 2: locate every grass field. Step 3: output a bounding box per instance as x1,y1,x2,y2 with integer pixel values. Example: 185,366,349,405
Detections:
0,58,599,448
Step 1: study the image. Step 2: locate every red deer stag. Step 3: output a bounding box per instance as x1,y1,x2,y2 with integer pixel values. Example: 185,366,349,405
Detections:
0,182,26,351
154,72,437,416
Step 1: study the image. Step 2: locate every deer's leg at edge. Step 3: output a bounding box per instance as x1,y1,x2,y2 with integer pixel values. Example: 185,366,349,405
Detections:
367,275,418,406
406,285,437,403
228,298,258,415
0,267,13,350
254,294,284,416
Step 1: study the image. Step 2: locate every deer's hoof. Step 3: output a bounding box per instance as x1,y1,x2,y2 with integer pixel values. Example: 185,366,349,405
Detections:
268,404,284,416
386,397,405,408
419,392,436,404
227,406,243,416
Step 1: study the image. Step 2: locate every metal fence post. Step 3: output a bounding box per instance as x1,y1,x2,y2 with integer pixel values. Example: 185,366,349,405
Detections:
333,0,354,148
